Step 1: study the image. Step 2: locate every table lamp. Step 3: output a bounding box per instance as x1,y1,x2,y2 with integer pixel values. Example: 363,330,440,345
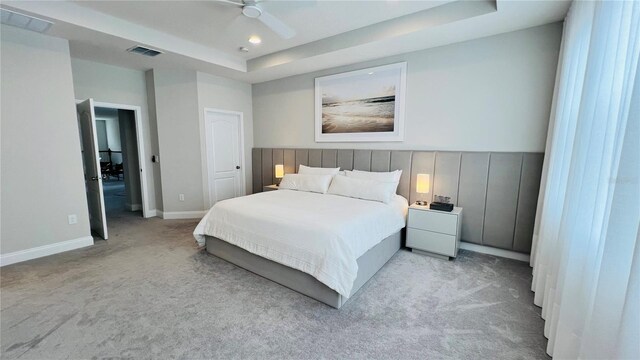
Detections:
275,164,284,185
416,173,430,206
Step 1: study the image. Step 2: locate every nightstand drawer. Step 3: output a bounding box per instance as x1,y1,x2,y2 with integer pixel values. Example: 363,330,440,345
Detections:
407,210,458,235
407,228,456,257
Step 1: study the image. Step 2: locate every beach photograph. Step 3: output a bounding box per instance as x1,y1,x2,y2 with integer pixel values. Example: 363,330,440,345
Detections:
315,62,406,142
320,69,398,134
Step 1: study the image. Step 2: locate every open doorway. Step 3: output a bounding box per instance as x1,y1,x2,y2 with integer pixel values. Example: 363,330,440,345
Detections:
94,106,143,218
77,99,150,240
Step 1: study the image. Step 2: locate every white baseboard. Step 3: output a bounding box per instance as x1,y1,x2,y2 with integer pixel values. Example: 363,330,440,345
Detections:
125,203,142,211
159,210,207,220
460,242,530,262
145,209,157,218
0,236,94,267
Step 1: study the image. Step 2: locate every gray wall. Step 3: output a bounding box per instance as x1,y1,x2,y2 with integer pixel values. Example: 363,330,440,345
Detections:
197,72,254,197
71,58,159,211
96,120,109,152
253,148,543,254
1,25,91,254
147,69,254,214
152,68,203,213
252,23,562,152
145,70,164,211
118,109,142,209
95,114,123,164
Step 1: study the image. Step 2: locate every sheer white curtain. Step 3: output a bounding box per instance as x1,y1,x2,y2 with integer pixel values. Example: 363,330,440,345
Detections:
530,0,639,358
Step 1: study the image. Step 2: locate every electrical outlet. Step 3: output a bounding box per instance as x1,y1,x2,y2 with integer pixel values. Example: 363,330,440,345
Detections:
68,214,78,225
179,194,185,201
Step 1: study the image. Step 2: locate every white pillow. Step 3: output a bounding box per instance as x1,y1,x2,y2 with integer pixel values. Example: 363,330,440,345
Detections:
278,174,333,194
327,175,397,203
345,169,402,183
298,164,340,176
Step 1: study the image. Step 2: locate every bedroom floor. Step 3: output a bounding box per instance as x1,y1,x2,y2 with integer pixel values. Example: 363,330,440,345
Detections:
1,211,549,359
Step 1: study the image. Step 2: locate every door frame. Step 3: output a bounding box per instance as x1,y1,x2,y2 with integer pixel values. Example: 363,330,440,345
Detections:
77,100,151,218
201,108,246,209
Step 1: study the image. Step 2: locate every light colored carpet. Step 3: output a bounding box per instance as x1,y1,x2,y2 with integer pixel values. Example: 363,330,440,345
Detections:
1,211,549,359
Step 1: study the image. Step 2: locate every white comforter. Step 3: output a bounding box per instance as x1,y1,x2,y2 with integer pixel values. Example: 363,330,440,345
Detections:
193,190,407,297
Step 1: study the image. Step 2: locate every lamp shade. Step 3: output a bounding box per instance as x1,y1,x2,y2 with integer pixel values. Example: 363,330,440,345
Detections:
416,173,430,194
275,164,284,179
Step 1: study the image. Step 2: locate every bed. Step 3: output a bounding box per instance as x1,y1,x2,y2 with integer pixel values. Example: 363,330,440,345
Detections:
194,189,408,308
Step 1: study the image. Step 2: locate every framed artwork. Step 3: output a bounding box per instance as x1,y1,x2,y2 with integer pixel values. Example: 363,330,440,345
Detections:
315,62,407,142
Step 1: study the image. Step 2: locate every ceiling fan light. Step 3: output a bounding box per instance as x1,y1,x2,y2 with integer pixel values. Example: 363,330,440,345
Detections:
242,5,262,19
248,35,262,44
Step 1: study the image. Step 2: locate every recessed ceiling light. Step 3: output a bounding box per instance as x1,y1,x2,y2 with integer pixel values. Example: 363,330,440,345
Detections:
248,35,262,45
239,46,249,52
368,72,374,75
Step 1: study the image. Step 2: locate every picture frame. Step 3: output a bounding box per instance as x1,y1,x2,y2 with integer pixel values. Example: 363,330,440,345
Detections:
314,62,407,142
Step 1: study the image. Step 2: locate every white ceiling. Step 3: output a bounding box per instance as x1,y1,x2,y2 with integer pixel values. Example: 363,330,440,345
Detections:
73,0,452,59
1,0,570,84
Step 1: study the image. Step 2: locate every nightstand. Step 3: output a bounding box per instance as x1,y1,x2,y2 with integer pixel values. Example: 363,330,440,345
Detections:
263,184,279,192
407,203,463,260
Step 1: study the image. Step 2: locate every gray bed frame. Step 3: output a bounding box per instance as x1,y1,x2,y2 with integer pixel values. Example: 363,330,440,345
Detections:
205,152,414,308
205,231,401,308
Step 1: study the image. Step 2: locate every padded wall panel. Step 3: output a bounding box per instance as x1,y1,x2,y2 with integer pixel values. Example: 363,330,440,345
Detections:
337,150,354,170
309,149,322,167
457,152,490,244
322,149,338,168
353,150,372,171
251,148,542,254
409,152,435,204
433,152,462,205
252,148,262,194
390,151,412,201
261,148,273,188
283,149,296,176
483,153,523,249
371,150,391,172
295,149,309,172
513,153,544,253
272,149,284,185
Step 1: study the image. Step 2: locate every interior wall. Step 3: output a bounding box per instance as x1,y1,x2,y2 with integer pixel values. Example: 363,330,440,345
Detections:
197,72,254,197
146,69,254,215
145,70,163,212
95,114,123,164
106,118,123,164
95,120,109,151
252,23,563,152
1,25,91,255
151,68,203,214
118,109,142,209
104,119,122,151
70,58,158,211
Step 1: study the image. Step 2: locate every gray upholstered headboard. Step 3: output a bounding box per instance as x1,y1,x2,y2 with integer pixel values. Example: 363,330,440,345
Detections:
252,148,543,255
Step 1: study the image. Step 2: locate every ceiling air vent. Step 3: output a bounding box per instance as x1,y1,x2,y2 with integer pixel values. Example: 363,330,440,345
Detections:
1,8,53,33
127,45,163,57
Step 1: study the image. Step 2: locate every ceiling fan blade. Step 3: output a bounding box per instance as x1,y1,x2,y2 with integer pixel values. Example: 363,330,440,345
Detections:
257,10,296,39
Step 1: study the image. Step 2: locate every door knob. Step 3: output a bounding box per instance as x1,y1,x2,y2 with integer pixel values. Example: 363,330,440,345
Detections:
236,166,241,169
91,176,100,181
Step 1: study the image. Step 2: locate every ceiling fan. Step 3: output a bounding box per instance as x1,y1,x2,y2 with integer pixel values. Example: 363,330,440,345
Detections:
216,0,296,39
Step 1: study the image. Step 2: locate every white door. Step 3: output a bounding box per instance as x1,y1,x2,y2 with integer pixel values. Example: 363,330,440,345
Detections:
78,99,108,240
205,110,244,207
